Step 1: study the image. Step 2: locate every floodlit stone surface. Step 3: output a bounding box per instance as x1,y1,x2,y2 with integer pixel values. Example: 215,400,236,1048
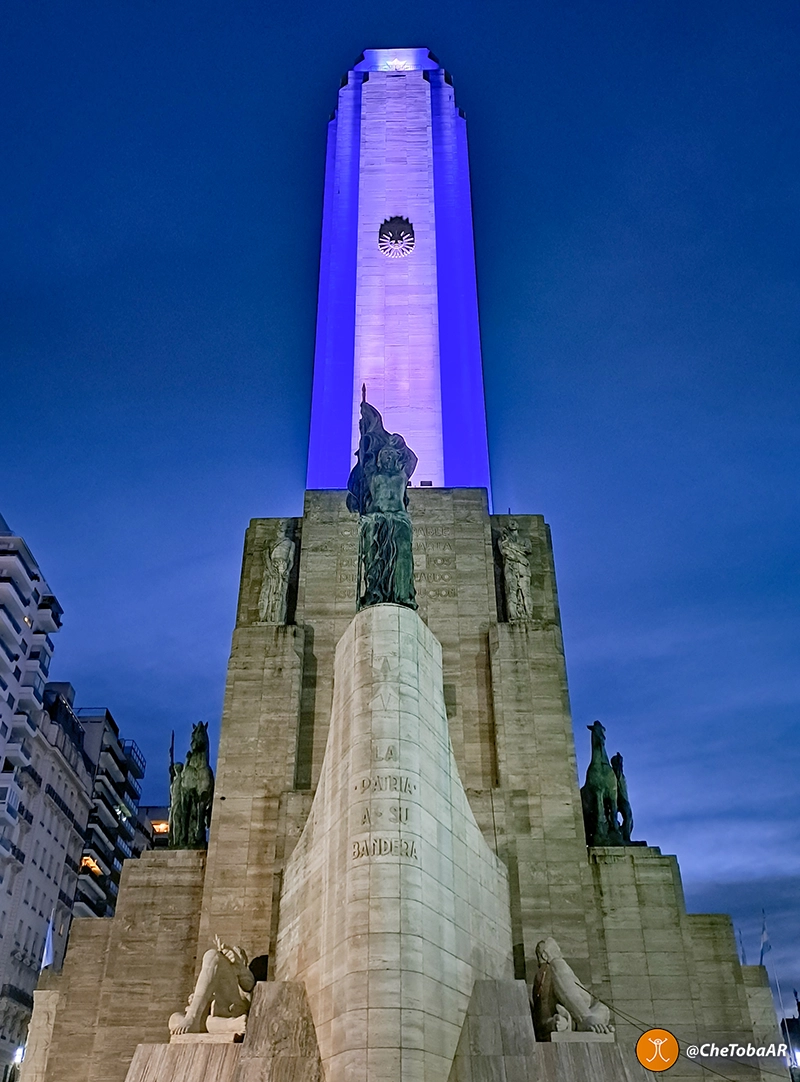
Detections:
276,603,513,1082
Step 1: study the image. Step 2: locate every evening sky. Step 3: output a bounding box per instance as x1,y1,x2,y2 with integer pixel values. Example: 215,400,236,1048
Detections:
2,0,798,1000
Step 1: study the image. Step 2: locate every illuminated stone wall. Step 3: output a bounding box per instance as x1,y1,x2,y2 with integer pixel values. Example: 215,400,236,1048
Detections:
306,50,492,500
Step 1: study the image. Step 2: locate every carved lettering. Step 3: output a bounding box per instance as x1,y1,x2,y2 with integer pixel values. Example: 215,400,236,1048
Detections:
358,774,416,794
414,526,452,538
389,805,409,824
372,743,397,762
351,837,419,860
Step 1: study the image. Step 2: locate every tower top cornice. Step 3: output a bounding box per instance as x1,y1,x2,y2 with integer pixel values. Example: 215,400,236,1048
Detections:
353,48,440,72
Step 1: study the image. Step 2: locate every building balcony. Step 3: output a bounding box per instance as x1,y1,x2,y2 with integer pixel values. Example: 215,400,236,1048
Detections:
92,793,119,833
125,772,142,800
95,770,121,807
12,711,37,737
0,546,40,584
57,887,74,911
0,634,19,665
117,811,135,840
0,983,34,1011
21,762,42,789
98,747,126,786
30,630,54,652
34,595,62,633
0,766,25,801
18,678,44,707
3,738,31,769
87,814,117,855
73,893,107,919
122,740,146,780
16,802,34,827
77,870,107,905
0,575,31,611
0,604,23,638
83,839,112,877
0,791,19,828
0,835,25,867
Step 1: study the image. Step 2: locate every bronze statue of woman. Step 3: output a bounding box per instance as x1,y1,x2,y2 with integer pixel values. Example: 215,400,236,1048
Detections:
346,390,418,610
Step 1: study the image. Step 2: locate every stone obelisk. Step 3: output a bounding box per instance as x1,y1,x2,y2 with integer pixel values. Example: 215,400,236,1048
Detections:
275,603,513,1082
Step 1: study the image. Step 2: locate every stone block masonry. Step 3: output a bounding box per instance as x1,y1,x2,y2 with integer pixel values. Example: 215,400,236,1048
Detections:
34,850,206,1082
275,603,513,1082
26,488,786,1082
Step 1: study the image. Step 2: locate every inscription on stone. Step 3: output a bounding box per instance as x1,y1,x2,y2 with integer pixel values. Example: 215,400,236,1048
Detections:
359,805,410,825
372,742,397,761
356,774,416,794
414,526,453,537
352,837,418,860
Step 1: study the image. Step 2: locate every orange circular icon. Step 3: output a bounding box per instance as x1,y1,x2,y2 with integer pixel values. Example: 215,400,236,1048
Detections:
635,1028,680,1071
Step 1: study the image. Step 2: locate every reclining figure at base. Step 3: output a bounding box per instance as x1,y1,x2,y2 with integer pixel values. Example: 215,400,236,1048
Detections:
169,937,255,1036
531,936,614,1040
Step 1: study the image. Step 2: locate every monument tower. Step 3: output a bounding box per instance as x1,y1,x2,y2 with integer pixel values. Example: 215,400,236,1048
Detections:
26,48,786,1082
307,48,492,497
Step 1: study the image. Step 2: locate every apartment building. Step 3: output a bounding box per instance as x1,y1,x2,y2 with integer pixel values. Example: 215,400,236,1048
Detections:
74,708,146,918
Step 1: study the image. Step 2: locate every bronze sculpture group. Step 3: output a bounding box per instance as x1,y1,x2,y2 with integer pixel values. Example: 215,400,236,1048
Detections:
580,720,635,847
169,721,215,849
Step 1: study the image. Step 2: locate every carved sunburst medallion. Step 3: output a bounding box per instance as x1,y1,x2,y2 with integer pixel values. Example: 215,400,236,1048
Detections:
378,217,415,258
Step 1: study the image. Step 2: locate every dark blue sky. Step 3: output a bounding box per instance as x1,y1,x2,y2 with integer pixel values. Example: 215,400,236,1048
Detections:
3,1,798,1004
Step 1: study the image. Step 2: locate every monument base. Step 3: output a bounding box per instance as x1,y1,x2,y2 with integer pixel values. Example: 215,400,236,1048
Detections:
534,1043,649,1081
125,982,322,1082
550,1031,615,1043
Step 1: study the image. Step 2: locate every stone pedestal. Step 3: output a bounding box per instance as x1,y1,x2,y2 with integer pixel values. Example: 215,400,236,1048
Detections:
124,982,322,1082
275,603,514,1082
446,980,538,1081
534,1043,649,1081
124,1043,241,1082
549,1031,615,1043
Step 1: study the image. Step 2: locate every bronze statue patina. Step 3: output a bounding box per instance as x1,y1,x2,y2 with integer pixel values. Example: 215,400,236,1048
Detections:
611,752,633,843
346,389,418,611
580,720,625,847
169,722,215,849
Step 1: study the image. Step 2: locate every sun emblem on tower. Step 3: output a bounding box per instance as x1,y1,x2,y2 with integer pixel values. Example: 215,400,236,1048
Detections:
378,217,415,258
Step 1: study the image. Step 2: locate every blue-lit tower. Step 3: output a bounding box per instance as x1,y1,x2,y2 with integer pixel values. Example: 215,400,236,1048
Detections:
306,48,492,502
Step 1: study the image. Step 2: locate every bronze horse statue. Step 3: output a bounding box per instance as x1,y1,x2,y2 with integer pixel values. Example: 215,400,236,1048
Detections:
580,721,625,847
169,722,215,849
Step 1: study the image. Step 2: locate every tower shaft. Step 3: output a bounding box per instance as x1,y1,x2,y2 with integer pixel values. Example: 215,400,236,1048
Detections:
307,49,492,500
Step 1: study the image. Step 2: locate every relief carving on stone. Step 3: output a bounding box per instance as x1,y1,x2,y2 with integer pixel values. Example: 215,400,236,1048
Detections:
531,936,614,1040
258,521,296,624
169,936,255,1038
498,520,533,621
